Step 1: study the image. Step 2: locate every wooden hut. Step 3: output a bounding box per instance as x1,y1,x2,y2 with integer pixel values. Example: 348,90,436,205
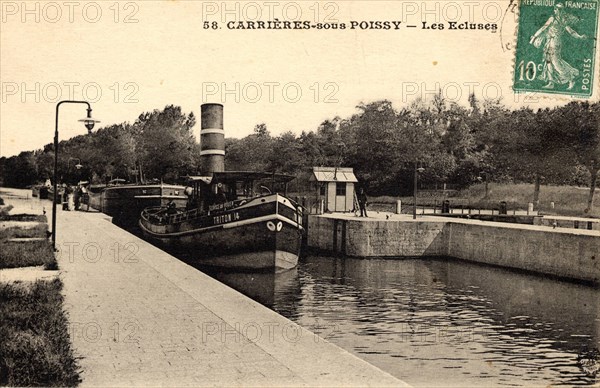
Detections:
311,167,358,212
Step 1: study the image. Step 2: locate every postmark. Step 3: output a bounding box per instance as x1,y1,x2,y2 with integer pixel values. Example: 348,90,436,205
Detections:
513,0,599,97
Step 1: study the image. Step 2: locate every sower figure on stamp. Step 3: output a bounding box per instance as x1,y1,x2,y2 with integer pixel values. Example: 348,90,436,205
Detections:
357,188,368,217
529,3,587,90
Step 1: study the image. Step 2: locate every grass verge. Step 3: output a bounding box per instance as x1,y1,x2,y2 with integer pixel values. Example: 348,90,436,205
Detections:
0,214,47,222
0,224,48,241
368,183,600,218
0,279,81,386
0,240,56,270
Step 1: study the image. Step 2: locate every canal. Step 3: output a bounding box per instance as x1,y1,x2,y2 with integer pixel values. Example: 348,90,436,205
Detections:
194,256,600,387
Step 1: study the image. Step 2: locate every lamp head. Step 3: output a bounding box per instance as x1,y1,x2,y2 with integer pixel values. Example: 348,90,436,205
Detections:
79,108,100,133
417,167,425,173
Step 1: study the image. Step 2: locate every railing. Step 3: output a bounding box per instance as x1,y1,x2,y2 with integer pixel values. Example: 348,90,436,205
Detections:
142,193,296,225
141,206,203,225
366,199,540,217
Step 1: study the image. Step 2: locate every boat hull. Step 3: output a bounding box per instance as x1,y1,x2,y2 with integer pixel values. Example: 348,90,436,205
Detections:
87,184,187,225
139,195,303,271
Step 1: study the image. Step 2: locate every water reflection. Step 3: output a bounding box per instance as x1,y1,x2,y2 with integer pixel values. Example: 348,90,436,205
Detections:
199,256,600,387
183,261,303,315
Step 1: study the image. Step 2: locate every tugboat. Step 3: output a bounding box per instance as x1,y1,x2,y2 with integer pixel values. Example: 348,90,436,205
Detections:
138,103,304,271
140,172,303,271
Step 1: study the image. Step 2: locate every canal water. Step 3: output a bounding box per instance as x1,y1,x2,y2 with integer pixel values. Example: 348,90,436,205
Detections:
192,256,599,387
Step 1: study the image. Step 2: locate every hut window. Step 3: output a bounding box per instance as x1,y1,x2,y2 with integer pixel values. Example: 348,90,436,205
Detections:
336,182,346,196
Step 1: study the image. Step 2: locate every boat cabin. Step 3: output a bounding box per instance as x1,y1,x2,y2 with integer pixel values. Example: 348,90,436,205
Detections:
184,171,296,212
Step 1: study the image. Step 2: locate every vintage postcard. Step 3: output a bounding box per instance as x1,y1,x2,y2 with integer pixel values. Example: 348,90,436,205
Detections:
1,1,600,387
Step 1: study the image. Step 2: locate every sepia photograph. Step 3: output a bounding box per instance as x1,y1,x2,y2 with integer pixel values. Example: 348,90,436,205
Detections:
0,0,599,386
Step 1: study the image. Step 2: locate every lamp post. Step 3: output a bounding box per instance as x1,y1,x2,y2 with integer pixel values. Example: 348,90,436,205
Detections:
66,157,83,184
52,101,99,250
68,157,82,170
413,162,425,220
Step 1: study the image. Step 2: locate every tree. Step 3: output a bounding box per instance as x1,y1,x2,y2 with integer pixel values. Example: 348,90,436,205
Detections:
224,123,274,172
89,124,138,182
3,152,37,188
133,105,197,181
344,101,405,193
559,102,600,213
268,131,303,174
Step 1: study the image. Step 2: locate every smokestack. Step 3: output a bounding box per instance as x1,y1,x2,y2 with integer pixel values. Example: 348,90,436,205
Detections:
200,103,225,175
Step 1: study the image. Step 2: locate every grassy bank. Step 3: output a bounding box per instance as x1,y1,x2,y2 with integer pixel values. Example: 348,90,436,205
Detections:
0,279,81,386
0,214,47,222
0,212,55,270
0,240,56,270
0,223,48,241
0,196,79,386
459,183,596,216
368,183,600,218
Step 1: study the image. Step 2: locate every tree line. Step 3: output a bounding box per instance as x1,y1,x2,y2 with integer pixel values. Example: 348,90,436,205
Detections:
1,96,599,211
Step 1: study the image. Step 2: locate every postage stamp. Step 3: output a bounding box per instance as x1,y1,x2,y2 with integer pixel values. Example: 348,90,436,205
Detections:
513,0,599,97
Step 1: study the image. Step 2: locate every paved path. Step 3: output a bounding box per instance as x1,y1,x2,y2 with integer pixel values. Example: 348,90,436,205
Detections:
0,188,404,387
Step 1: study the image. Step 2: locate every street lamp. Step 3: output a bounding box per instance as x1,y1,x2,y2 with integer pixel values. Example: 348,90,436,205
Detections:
66,158,83,185
68,157,83,170
52,101,99,250
68,157,83,174
413,162,425,220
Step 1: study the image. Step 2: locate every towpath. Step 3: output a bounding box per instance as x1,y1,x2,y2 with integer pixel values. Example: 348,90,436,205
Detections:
0,188,406,387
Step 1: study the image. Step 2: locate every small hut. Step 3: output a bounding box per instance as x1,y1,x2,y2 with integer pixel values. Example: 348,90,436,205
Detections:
311,167,358,212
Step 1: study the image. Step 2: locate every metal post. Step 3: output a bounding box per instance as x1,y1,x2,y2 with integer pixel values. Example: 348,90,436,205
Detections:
413,162,417,220
51,100,92,251
484,173,489,199
52,127,59,250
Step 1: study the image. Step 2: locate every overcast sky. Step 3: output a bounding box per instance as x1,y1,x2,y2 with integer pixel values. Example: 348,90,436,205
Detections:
1,0,596,157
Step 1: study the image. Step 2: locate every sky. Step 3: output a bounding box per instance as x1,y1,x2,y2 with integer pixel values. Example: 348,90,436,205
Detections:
1,0,598,157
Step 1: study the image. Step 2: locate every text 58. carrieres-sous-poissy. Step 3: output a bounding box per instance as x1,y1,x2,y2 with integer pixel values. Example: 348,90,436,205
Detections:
203,19,498,31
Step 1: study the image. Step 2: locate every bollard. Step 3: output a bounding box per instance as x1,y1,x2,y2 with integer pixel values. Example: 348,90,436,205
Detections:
527,202,534,215
442,200,450,214
499,201,507,215
396,200,402,214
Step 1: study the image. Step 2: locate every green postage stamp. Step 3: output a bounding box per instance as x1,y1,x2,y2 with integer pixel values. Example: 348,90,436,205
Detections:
514,0,599,97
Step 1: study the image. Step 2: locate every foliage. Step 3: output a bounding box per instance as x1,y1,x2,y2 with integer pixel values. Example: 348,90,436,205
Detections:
1,99,599,209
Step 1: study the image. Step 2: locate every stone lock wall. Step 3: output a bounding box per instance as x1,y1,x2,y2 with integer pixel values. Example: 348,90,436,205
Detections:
307,215,600,283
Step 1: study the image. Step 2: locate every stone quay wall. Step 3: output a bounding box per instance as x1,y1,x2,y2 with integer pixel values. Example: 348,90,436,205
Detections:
307,215,600,284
